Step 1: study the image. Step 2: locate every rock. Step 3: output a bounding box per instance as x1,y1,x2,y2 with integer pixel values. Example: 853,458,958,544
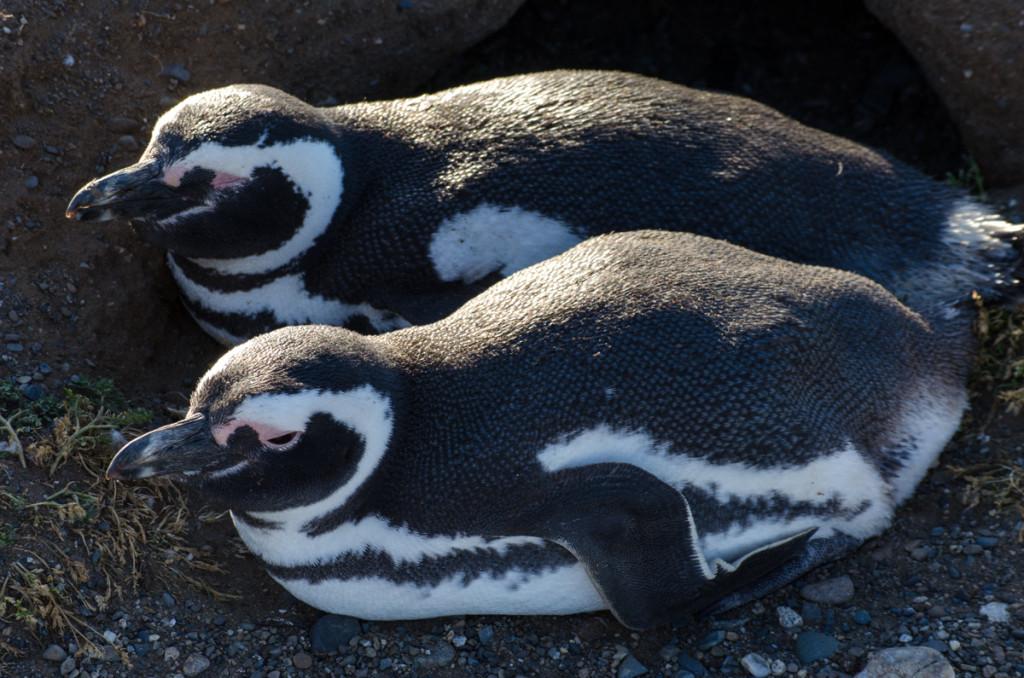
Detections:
159,62,192,82
118,135,139,151
292,651,313,669
677,654,707,676
106,116,140,133
795,631,839,664
741,652,772,677
800,575,855,604
12,134,36,150
854,646,955,678
864,0,1024,187
777,606,803,628
417,640,456,669
310,614,361,653
478,625,494,645
980,601,1010,622
43,644,68,661
182,653,211,676
617,654,649,678
60,656,76,675
696,629,725,651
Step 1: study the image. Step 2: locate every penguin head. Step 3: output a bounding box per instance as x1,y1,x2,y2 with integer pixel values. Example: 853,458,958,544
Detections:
67,85,344,269
107,326,399,513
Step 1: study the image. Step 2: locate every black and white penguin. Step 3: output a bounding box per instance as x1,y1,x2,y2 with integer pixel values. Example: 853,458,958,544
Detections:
107,230,970,628
67,70,1018,345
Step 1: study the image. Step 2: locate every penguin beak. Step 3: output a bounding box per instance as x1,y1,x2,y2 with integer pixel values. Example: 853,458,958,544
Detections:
108,413,232,481
66,160,180,222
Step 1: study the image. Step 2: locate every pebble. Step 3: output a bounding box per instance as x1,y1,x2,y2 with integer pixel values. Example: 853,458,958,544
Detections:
182,653,211,676
741,652,772,677
106,116,140,133
118,135,139,151
309,614,361,653
696,630,725,651
853,610,872,625
24,175,38,189
617,653,648,678
12,134,36,149
477,625,494,645
677,654,707,676
417,640,455,669
292,651,313,669
853,646,954,678
795,631,839,664
777,606,803,628
60,656,76,675
160,62,192,81
980,601,1010,622
43,644,68,661
164,646,181,662
799,575,854,604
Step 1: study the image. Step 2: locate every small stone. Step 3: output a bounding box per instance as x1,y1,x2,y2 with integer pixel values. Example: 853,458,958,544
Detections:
677,654,707,676
777,606,803,629
182,653,211,676
948,639,961,652
976,536,999,548
477,625,494,645
106,116,140,134
417,640,455,669
164,646,181,662
853,646,954,678
980,602,1010,623
161,592,176,607
12,135,36,150
24,176,38,189
853,610,872,625
309,614,361,653
60,656,76,675
741,652,771,677
696,630,725,651
6,343,23,352
43,644,68,662
292,652,313,669
659,643,681,662
617,654,648,678
118,135,139,151
160,62,191,81
795,631,839,664
800,575,854,604
102,630,117,643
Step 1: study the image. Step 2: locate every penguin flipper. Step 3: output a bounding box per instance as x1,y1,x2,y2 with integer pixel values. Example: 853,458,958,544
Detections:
510,463,814,629
697,533,862,619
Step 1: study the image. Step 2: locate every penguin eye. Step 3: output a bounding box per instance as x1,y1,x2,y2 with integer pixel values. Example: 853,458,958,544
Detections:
264,431,301,450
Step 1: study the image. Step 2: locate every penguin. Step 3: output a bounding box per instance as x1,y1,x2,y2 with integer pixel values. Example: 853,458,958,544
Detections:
66,70,1019,346
106,230,970,628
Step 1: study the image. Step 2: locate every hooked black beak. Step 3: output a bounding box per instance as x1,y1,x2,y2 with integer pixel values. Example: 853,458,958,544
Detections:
107,413,234,481
66,160,181,222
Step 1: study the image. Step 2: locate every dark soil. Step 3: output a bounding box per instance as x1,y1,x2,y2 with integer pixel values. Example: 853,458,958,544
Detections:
1,0,1022,676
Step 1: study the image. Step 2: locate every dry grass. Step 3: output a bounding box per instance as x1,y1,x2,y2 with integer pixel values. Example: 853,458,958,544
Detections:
0,379,237,663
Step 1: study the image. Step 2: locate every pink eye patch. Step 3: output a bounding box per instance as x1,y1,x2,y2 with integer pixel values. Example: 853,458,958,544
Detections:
163,164,247,189
212,420,301,449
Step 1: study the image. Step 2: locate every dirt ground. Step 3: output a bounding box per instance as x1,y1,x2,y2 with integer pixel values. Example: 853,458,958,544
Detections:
2,0,1023,676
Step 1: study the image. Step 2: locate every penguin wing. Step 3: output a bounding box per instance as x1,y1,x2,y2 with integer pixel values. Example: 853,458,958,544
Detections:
509,463,815,629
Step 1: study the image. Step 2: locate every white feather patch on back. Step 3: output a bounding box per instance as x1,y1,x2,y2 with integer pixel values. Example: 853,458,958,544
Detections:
535,425,894,562
429,204,583,284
